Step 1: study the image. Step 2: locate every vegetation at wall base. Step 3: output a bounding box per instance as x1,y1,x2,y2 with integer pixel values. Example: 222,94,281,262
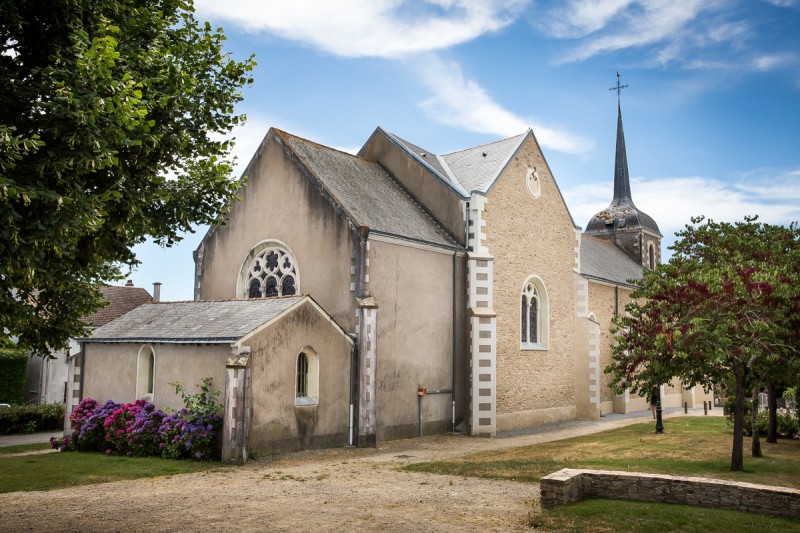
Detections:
0,348,28,404
0,403,66,434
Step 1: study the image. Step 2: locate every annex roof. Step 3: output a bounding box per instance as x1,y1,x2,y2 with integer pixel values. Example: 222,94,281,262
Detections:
276,130,459,249
380,129,529,196
580,234,644,287
85,296,307,344
83,285,153,327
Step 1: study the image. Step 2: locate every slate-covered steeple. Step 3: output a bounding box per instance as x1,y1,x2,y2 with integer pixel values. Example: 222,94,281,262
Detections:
585,72,662,269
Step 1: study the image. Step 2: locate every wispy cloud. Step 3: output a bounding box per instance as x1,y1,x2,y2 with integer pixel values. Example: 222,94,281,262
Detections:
195,0,526,59
564,170,800,248
415,57,592,154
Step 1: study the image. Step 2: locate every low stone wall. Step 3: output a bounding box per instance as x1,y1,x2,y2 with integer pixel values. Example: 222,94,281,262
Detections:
540,468,800,519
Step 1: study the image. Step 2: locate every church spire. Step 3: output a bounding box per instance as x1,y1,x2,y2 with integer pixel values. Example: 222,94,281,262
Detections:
609,70,633,206
584,70,662,267
612,102,635,207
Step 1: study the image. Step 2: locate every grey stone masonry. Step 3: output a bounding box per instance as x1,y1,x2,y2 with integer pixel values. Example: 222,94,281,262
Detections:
540,468,800,519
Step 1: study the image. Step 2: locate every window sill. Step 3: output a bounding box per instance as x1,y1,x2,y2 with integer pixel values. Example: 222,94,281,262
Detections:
520,342,547,351
295,397,318,407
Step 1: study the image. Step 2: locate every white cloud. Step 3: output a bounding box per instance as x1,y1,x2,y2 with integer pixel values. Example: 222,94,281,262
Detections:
415,57,592,154
752,53,797,71
564,171,800,248
195,0,526,58
549,0,709,63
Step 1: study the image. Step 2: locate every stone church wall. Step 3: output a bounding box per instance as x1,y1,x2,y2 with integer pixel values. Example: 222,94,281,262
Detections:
81,342,230,412
195,133,357,331
367,238,467,440
245,300,352,454
483,135,579,430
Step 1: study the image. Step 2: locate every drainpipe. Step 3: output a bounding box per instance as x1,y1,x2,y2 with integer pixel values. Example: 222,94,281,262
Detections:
614,285,619,317
451,249,457,433
348,338,357,446
78,341,85,402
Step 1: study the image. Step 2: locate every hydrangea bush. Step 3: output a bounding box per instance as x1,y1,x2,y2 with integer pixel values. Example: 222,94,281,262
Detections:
51,379,222,460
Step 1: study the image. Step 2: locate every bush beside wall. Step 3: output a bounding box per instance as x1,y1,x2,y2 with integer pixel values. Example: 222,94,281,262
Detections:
0,348,28,405
0,403,66,434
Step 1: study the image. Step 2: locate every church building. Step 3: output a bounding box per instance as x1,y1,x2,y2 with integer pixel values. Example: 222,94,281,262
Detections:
73,94,711,459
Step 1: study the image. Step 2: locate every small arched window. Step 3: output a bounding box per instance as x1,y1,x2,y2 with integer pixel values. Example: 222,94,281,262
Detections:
520,276,549,350
239,241,299,299
648,243,655,270
136,345,155,401
295,347,319,406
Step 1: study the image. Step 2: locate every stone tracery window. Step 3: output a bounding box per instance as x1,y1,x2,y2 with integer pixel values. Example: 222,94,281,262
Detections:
240,242,298,299
520,276,549,350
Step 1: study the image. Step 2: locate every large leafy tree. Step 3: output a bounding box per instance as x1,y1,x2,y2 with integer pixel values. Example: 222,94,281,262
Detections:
1,0,254,356
605,216,799,471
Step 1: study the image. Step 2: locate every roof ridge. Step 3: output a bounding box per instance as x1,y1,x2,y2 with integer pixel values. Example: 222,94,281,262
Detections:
442,131,528,157
276,129,368,161
151,294,308,304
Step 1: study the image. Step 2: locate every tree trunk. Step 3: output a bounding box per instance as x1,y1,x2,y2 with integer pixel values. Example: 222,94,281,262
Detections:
767,382,778,444
751,385,762,457
731,370,745,471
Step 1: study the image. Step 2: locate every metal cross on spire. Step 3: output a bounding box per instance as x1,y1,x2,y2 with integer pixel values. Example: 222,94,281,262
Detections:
609,69,628,104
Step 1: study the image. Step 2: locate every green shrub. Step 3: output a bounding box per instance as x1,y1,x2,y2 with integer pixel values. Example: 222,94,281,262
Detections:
0,403,65,434
777,413,798,439
0,348,28,405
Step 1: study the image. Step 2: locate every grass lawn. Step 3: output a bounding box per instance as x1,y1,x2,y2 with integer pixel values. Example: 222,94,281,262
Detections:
0,442,52,455
405,417,800,489
0,449,229,493
405,417,800,532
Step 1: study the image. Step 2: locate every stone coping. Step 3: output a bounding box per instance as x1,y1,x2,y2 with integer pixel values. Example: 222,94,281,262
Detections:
540,468,800,520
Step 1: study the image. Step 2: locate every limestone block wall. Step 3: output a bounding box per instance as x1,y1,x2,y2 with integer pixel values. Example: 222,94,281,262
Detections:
483,135,579,429
540,468,800,520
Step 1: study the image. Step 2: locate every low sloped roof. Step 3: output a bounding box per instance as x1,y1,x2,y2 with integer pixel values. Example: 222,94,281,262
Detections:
580,234,644,287
276,130,459,249
83,286,153,327
86,296,306,344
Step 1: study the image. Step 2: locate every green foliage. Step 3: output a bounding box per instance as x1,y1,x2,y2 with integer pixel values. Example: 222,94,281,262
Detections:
0,348,28,404
0,403,65,434
0,0,255,357
169,377,222,419
605,216,800,470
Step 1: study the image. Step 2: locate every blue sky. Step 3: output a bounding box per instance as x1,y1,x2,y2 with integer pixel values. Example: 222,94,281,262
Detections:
130,0,800,301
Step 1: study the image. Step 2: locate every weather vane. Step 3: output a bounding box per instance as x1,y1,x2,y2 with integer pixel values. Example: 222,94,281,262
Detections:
609,69,628,104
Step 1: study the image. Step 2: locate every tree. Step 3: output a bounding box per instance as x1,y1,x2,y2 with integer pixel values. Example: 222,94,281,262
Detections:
1,0,255,356
605,216,799,471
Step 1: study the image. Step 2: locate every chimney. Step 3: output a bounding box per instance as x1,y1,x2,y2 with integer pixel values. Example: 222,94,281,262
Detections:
125,280,134,287
153,282,162,303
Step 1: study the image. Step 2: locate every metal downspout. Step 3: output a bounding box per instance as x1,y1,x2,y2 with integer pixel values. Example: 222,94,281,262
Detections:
451,249,457,433
348,338,357,446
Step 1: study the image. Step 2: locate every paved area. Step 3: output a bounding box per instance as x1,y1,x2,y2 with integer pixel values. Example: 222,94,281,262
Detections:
0,430,62,447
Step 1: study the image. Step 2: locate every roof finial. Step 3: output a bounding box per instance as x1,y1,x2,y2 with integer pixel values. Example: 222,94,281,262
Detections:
609,68,628,105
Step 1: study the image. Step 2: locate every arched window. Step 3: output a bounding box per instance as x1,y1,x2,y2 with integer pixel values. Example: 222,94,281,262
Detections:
648,243,655,270
136,345,155,401
238,240,299,299
520,276,549,350
295,347,319,406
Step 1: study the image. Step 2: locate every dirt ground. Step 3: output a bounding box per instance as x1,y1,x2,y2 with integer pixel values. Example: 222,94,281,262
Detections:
0,412,698,532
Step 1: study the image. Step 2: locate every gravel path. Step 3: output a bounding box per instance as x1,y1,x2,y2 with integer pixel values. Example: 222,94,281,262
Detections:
0,408,719,532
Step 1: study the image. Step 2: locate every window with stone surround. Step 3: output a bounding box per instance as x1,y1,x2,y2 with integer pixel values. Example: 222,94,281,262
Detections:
520,276,549,350
136,345,155,401
295,347,319,406
648,243,655,270
239,240,299,299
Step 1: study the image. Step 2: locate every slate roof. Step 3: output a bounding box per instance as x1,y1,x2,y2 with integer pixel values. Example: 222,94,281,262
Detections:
86,297,305,343
382,129,528,196
580,235,644,286
276,130,459,249
83,286,153,327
